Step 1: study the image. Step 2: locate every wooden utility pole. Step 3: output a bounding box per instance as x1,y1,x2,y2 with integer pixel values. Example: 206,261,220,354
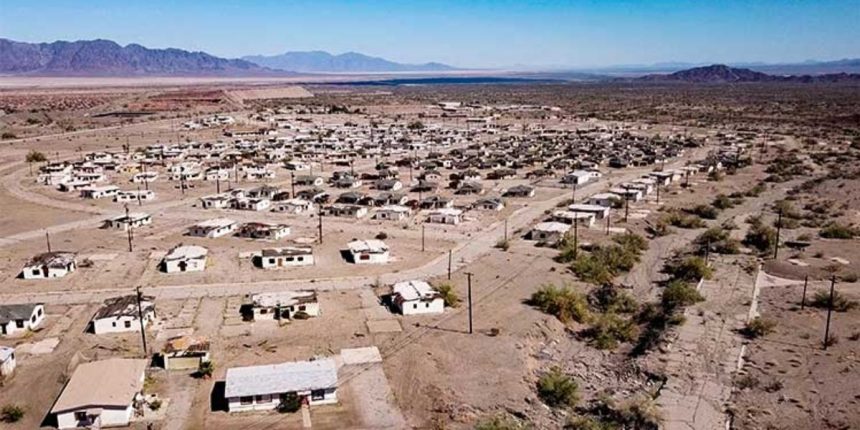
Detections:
216,174,221,194
447,250,452,280
125,205,134,252
504,218,508,242
606,210,611,235
573,216,579,260
623,186,631,223
774,208,783,260
572,182,577,203
290,172,295,197
45,231,52,253
823,276,837,350
135,286,148,357
655,182,661,205
465,272,474,334
421,224,426,252
136,184,143,206
317,211,324,244
800,275,809,310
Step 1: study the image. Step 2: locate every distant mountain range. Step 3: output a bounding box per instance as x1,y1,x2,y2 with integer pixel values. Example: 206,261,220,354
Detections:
0,38,282,76
634,64,860,83
242,51,456,73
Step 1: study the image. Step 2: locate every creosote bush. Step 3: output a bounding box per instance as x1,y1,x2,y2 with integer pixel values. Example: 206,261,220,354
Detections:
537,366,580,408
663,257,713,283
810,290,858,312
741,317,777,339
436,283,460,307
529,284,591,324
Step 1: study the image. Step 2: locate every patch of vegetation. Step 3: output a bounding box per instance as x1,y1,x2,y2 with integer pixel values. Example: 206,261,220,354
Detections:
0,132,17,140
474,414,533,430
0,404,24,423
661,210,706,229
537,366,580,408
277,392,301,413
589,284,638,314
375,231,389,240
436,283,460,307
712,194,743,210
579,396,662,430
528,284,591,324
694,227,740,255
661,280,705,311
735,374,759,390
196,360,214,379
495,238,511,251
810,290,858,312
584,312,639,350
571,235,646,286
819,223,859,239
741,317,777,339
686,204,719,220
744,221,777,254
663,257,713,283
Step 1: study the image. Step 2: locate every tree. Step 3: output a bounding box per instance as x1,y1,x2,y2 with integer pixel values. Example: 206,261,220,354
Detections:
25,150,47,175
537,367,579,408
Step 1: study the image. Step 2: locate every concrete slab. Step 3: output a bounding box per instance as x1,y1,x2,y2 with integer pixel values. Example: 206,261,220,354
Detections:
341,346,383,365
17,337,60,355
366,319,402,333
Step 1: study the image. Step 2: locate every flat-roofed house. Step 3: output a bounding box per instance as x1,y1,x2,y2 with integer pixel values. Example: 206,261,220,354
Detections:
346,240,389,264
567,203,611,219
503,185,535,198
20,252,77,279
529,222,570,244
90,295,155,335
188,218,237,238
609,187,644,202
200,194,232,209
80,185,119,199
427,208,463,225
587,193,621,208
0,303,45,336
258,247,314,269
474,197,504,211
115,190,155,203
244,291,320,321
161,245,208,273
237,222,291,240
272,198,314,214
551,210,596,227
224,358,338,412
391,280,444,315
162,335,211,371
104,213,152,231
51,358,147,429
373,205,411,221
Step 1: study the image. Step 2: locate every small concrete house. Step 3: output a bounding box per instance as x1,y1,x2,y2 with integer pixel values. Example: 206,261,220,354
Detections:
272,198,314,214
551,210,596,227
104,212,152,231
200,194,232,209
51,358,147,429
80,185,120,199
90,295,155,335
567,203,611,220
503,185,535,198
224,358,338,412
162,335,210,371
474,197,504,211
161,245,209,273
373,205,411,221
20,252,77,279
258,247,314,269
188,218,237,238
115,190,155,203
427,208,463,225
237,222,291,240
0,303,45,336
587,193,622,208
245,291,321,321
529,222,570,243
346,239,390,264
391,280,444,315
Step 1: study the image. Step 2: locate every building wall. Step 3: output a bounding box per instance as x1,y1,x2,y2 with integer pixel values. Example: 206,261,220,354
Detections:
93,313,152,334
260,254,314,269
350,251,389,264
227,388,337,413
399,298,444,315
163,257,207,273
0,356,15,376
56,405,133,429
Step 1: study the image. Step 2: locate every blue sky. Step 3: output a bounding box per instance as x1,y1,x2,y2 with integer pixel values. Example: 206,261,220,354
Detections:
2,0,859,68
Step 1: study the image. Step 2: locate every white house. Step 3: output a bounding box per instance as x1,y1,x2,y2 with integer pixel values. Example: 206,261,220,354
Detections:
161,245,209,273
188,218,237,238
567,203,611,220
104,212,152,231
551,210,596,227
132,171,159,184
233,198,272,212
474,197,504,211
90,295,156,335
20,252,77,279
0,346,15,377
272,198,314,214
80,185,120,199
391,280,444,315
200,194,233,209
427,208,463,225
529,222,570,243
561,170,593,186
51,358,147,429
609,187,644,202
246,291,320,320
0,303,45,336
115,190,155,203
258,247,314,269
346,239,390,264
587,193,622,208
237,222,291,240
224,358,338,412
373,205,411,221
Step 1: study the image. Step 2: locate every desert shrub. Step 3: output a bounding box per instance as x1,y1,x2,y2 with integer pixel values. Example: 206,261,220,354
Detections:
810,290,858,312
663,257,712,282
589,284,638,314
708,170,723,182
475,414,532,430
614,397,662,429
149,399,162,411
612,232,648,254
572,244,641,285
529,284,591,324
662,211,706,229
819,223,859,239
277,392,301,413
687,204,719,220
585,312,639,350
741,317,777,339
436,283,460,307
495,238,511,251
694,227,740,255
646,219,673,237
744,223,777,253
25,150,47,163
712,194,734,210
735,374,760,390
661,280,705,311
537,367,579,408
565,416,619,430
0,405,24,423
375,231,388,240
744,183,767,197
1,132,17,140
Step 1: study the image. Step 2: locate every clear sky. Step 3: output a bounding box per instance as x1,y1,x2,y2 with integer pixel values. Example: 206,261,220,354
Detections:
2,0,859,69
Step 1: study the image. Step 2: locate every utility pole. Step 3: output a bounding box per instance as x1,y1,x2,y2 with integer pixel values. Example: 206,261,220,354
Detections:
216,174,221,194
504,218,508,242
465,272,474,334
142,163,149,191
573,216,579,260
317,211,324,244
572,182,577,203
135,286,148,357
421,224,426,252
447,250,452,280
774,208,783,260
800,275,809,310
824,275,837,350
623,186,631,223
45,231,52,253
136,184,142,206
125,205,134,252
655,182,660,205
606,211,611,235
290,172,295,197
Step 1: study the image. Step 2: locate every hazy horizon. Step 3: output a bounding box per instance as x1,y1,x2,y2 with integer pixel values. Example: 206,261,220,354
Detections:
2,0,859,69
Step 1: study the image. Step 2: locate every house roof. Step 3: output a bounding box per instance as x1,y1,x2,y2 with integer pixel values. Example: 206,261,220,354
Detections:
163,335,210,354
51,358,147,414
224,358,337,399
195,218,236,229
251,290,317,307
392,280,440,301
347,239,388,253
0,303,42,324
92,295,154,320
25,252,76,268
260,247,313,257
533,222,570,233
164,245,208,261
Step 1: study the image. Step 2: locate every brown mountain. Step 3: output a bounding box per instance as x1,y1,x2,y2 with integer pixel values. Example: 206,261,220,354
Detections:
0,38,288,77
635,64,860,83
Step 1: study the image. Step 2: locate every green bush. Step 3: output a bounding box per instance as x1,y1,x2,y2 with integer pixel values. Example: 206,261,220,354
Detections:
0,404,24,423
687,204,719,220
565,415,619,430
475,414,533,430
537,367,580,408
661,280,705,311
694,227,740,255
586,312,639,350
663,257,713,282
436,283,460,307
819,223,859,239
662,211,706,229
744,223,777,253
277,392,301,413
810,290,858,312
529,284,591,324
612,233,648,254
741,317,777,339
589,284,638,314
572,244,643,285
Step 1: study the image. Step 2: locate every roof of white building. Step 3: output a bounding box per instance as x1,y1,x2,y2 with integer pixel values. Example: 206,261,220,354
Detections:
392,280,439,301
532,222,570,233
347,239,388,253
51,358,147,414
251,290,317,307
567,204,609,212
194,218,236,229
224,358,337,399
164,245,208,261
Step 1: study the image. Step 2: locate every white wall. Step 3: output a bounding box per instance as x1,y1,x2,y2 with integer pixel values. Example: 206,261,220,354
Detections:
92,312,153,334
399,298,444,315
350,251,389,264
227,388,337,413
260,254,313,269
56,405,133,429
163,257,206,273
